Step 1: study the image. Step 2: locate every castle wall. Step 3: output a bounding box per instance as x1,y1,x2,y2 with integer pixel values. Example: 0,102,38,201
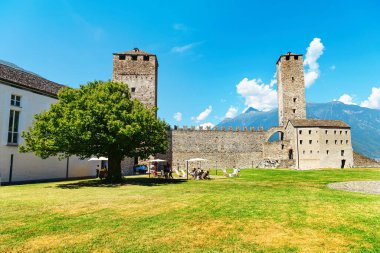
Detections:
168,128,266,169
276,54,307,126
112,53,157,108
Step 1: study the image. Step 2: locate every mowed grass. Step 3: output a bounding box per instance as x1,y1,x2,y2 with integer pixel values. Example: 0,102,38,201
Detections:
1,169,380,253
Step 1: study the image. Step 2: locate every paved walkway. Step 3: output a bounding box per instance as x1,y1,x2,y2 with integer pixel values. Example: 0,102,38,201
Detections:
327,181,380,194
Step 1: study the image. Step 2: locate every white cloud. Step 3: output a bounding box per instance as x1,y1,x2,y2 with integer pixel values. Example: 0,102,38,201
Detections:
330,65,336,71
171,42,201,53
196,106,212,122
236,77,277,111
361,87,380,109
173,112,182,122
225,106,238,118
337,94,356,105
304,38,325,87
199,122,215,129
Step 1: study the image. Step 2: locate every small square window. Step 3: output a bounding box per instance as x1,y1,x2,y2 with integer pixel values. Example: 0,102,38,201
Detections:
340,140,343,144
292,77,295,81
310,150,312,154
340,131,342,135
299,130,302,134
345,131,348,135
119,55,126,60
309,140,312,144
293,98,297,102
131,87,136,93
303,150,305,154
326,140,328,144
346,140,348,144
300,140,303,144
341,150,344,156
10,95,21,107
309,130,311,134
325,130,328,134
334,130,337,134
293,109,296,113
131,55,137,61
335,140,337,144
327,150,329,155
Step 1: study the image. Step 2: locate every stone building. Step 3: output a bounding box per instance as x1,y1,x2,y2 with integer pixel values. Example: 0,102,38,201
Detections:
114,49,356,170
112,48,158,108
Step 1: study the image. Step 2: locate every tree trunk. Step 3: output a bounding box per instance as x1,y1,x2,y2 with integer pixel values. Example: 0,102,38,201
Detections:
107,153,123,182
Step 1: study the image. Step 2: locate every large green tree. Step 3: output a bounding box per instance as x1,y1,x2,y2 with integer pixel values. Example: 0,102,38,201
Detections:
20,80,169,182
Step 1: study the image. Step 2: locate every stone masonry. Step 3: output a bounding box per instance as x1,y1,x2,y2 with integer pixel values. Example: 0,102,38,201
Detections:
113,49,364,170
112,48,158,108
276,53,307,127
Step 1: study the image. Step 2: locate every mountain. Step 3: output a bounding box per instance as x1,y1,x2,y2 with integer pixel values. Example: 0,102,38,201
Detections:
217,102,380,159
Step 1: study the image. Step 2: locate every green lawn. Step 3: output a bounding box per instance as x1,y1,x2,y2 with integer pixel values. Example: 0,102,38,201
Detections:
1,169,380,253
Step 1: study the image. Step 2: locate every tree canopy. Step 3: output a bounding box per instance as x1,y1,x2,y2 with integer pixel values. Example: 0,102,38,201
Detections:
20,80,169,181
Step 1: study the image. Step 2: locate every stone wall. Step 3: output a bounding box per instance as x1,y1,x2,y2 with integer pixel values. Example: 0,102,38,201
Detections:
166,127,266,169
112,54,157,108
353,152,380,168
276,53,307,126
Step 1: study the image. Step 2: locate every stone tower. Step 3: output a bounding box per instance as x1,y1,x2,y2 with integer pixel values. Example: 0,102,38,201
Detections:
276,52,306,126
112,48,158,108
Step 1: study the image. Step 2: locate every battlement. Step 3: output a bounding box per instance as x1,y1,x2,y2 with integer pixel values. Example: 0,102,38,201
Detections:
172,125,264,132
276,52,303,65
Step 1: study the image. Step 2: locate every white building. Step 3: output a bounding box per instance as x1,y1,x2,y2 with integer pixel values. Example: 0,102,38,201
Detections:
0,61,95,184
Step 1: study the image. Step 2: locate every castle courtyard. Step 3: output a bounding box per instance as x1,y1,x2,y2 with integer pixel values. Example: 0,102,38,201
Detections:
1,168,379,253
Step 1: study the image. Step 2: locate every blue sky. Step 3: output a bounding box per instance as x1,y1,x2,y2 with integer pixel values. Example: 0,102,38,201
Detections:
1,0,380,127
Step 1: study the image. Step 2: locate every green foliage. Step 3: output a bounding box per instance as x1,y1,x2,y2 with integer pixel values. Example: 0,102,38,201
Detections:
20,80,168,181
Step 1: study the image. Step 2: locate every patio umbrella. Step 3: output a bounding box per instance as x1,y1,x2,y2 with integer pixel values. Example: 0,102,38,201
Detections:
148,159,167,178
88,157,108,161
185,158,208,180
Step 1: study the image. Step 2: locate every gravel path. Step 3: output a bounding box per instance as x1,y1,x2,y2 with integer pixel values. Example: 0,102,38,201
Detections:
327,181,380,194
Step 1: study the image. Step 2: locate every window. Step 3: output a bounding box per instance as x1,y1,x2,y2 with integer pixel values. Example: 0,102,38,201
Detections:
309,130,311,134
340,140,343,144
341,150,344,156
299,130,302,134
11,95,21,107
310,150,312,154
346,140,348,144
131,87,136,93
326,140,328,144
335,140,337,144
300,140,303,144
293,109,296,113
143,55,149,61
309,140,312,144
327,150,329,155
345,131,348,135
293,98,297,102
119,55,126,60
303,150,305,154
325,130,328,134
8,110,20,144
131,55,137,61
334,130,337,134
340,130,342,135
292,77,295,81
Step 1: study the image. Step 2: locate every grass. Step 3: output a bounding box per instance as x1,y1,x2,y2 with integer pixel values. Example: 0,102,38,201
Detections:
1,168,380,253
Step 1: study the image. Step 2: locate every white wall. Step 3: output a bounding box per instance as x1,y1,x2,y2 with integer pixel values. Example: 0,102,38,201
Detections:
0,82,95,184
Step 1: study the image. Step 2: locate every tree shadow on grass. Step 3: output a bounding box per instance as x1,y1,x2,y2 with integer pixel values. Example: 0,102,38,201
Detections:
56,177,187,189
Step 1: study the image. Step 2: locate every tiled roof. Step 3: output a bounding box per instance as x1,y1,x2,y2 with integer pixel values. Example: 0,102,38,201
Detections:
0,62,64,97
113,48,155,56
289,119,350,128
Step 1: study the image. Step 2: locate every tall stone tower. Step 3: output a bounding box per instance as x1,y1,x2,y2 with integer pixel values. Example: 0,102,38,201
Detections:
276,52,306,126
112,48,158,108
